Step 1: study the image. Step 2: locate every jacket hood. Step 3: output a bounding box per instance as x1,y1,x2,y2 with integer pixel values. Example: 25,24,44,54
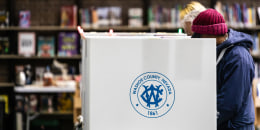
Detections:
217,29,253,56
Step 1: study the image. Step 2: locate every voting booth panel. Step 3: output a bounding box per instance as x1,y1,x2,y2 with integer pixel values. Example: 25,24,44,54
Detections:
81,35,216,130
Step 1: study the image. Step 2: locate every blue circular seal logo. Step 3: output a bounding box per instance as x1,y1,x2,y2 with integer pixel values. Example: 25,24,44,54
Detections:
130,72,175,118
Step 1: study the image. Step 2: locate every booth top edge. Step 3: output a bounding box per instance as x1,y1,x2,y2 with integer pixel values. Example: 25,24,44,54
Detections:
83,32,187,36
82,33,216,42
83,32,191,39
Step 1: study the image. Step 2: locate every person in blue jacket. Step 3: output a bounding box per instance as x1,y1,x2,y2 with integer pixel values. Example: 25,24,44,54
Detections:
191,9,255,130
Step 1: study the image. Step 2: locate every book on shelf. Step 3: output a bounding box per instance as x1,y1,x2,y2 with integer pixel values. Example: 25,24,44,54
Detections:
242,3,248,26
58,32,78,57
37,36,55,57
60,5,77,27
148,5,181,28
40,95,48,112
0,10,9,27
247,6,256,27
0,95,8,115
235,3,243,27
216,2,256,27
80,8,91,28
175,5,182,27
18,32,36,56
162,7,172,27
171,8,178,28
57,93,73,112
109,7,122,26
29,94,38,113
19,10,30,28
91,7,99,28
40,95,54,113
80,6,122,27
0,37,9,54
148,7,154,27
15,95,25,112
128,8,143,27
97,7,110,27
15,95,25,130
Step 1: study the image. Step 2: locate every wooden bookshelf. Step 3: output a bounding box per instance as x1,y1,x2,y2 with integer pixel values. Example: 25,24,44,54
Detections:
88,26,150,31
30,111,73,116
2,26,260,32
229,26,260,31
0,82,14,87
28,111,73,120
14,86,76,93
56,55,82,60
0,26,150,31
0,26,77,31
0,55,81,60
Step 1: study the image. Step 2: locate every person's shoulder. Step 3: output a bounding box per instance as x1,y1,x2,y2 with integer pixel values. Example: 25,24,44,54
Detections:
225,45,252,65
229,45,249,55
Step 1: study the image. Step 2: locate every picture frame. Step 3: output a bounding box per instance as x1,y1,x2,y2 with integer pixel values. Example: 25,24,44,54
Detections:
18,32,36,56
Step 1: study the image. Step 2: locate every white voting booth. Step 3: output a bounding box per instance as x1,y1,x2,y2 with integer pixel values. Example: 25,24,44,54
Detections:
80,31,216,130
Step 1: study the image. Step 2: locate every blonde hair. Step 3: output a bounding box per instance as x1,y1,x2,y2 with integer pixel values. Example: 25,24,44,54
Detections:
183,10,203,23
180,1,206,20
180,1,206,27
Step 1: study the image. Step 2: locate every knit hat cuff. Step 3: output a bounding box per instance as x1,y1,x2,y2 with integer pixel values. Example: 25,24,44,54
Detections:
192,23,228,35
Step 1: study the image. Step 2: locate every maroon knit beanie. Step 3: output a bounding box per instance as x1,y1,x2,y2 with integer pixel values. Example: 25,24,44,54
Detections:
192,9,228,35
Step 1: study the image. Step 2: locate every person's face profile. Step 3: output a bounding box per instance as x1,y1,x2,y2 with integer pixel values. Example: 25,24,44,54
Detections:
183,21,193,36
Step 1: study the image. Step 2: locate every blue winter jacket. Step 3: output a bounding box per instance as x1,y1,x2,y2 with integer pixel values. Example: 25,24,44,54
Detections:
217,29,255,129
